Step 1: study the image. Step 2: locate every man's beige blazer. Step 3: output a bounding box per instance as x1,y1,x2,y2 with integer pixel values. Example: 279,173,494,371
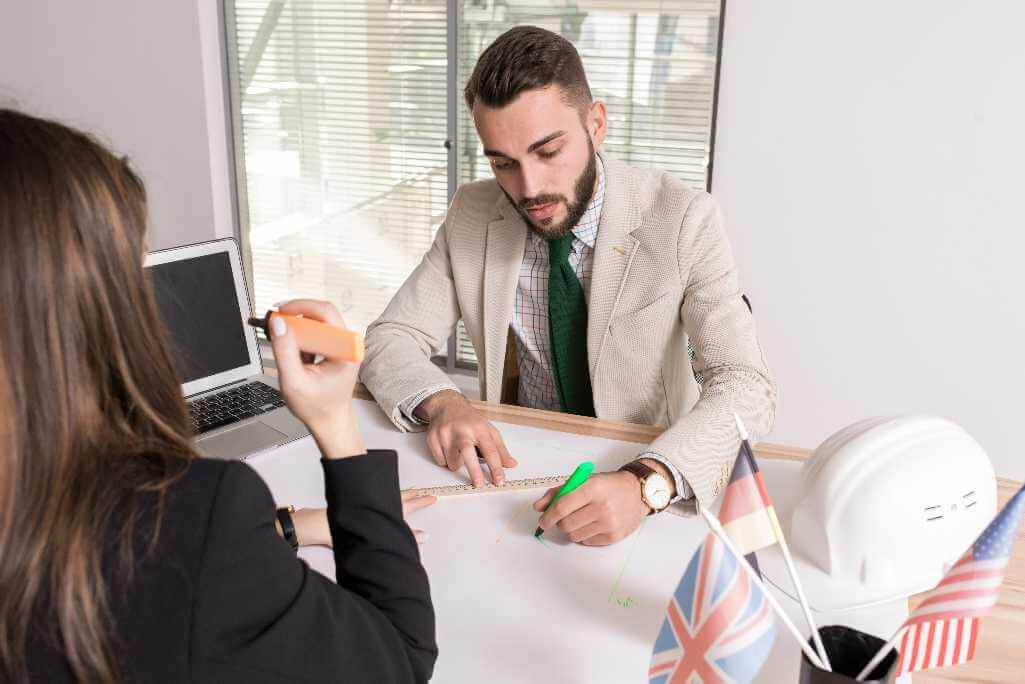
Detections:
360,154,777,510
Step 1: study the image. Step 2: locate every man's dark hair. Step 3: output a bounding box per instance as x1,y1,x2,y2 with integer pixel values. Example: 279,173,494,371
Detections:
464,26,592,113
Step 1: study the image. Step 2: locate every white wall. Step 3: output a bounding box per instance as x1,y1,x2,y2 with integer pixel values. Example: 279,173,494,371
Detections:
0,0,233,249
713,1,1025,479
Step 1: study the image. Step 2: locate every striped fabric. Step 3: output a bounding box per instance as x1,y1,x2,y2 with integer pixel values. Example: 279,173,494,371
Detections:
717,428,783,575
649,532,776,684
897,617,978,675
894,483,1025,676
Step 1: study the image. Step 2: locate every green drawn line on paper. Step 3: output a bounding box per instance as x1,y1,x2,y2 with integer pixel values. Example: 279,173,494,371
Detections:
607,519,647,607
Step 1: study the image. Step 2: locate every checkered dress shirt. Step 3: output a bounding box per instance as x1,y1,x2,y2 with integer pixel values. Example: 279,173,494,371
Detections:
401,156,690,502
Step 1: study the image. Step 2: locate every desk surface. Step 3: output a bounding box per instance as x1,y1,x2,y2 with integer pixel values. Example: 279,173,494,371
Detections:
458,398,1025,684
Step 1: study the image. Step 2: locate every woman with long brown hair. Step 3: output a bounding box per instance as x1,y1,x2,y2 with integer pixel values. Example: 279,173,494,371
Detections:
0,109,436,682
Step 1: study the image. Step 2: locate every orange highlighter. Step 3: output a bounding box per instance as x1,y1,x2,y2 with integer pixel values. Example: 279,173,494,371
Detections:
248,310,365,364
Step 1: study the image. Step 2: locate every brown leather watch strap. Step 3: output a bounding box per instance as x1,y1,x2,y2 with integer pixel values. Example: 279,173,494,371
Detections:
619,460,656,481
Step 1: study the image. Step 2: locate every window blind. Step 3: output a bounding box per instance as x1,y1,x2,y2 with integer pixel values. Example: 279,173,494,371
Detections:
226,0,723,369
228,0,450,342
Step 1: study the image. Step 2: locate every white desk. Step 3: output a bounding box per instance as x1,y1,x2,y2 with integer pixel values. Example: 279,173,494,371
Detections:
247,399,908,683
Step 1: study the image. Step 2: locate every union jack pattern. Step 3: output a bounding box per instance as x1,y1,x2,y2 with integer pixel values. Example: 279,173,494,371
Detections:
649,532,776,684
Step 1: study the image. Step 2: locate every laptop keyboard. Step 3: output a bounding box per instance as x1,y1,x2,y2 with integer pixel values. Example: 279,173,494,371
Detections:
188,381,286,435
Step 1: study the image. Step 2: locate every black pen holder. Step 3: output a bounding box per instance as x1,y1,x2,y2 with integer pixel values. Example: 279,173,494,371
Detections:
799,625,897,684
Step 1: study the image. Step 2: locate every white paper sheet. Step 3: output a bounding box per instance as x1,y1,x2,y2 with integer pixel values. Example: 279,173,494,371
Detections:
247,399,909,683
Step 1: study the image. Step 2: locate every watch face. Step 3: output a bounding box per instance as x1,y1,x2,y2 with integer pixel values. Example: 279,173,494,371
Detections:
643,473,672,510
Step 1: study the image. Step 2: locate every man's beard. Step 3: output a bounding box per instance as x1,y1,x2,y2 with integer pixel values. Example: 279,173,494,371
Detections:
503,139,598,240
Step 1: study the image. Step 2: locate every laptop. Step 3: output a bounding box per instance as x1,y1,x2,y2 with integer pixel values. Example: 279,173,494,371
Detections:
145,238,310,460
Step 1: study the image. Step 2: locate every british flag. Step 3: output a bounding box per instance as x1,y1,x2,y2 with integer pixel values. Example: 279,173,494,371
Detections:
649,531,776,684
895,483,1025,675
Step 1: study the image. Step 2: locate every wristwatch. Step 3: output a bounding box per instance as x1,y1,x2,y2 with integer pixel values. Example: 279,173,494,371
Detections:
619,461,673,515
276,505,299,552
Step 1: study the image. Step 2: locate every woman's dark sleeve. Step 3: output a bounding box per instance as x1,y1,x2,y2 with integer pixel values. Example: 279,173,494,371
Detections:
190,452,437,683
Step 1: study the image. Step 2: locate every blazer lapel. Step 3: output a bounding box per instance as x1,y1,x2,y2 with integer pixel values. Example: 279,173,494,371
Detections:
482,196,527,403
588,154,642,377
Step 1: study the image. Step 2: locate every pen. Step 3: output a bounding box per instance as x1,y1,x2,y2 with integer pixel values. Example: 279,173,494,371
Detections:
535,461,594,538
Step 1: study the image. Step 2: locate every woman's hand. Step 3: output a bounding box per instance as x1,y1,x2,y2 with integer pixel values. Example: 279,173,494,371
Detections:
401,491,438,545
291,493,438,548
269,299,364,458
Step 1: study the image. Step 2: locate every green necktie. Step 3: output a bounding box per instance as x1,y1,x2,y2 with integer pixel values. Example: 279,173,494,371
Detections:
547,233,596,417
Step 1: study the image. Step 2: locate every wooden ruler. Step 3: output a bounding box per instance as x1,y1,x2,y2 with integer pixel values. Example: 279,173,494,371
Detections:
402,476,565,498
403,476,689,518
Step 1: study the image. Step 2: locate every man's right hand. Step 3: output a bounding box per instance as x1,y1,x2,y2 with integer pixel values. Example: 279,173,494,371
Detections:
416,390,518,487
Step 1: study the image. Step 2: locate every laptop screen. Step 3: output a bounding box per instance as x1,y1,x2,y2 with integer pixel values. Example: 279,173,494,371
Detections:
148,251,251,385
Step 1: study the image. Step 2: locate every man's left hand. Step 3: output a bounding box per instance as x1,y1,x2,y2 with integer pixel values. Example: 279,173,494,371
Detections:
532,472,651,546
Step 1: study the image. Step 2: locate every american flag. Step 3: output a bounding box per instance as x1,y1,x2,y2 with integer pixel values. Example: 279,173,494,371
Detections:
895,484,1025,675
649,532,776,684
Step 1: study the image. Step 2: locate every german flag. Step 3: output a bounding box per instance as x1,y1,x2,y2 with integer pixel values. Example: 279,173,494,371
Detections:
717,415,785,576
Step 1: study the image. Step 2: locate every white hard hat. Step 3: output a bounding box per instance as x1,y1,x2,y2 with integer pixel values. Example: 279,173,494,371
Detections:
759,415,996,612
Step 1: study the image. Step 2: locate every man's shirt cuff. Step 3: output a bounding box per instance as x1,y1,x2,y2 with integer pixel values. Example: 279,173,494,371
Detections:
398,383,460,425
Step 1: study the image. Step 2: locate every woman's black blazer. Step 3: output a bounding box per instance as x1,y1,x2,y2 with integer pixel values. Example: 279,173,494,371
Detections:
27,450,437,682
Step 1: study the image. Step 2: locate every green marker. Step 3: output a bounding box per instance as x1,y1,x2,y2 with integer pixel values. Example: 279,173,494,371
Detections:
535,461,594,538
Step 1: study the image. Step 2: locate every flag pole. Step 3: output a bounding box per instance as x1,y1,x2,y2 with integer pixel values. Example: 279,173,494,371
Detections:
700,507,828,671
777,537,833,669
854,625,905,681
732,413,833,671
